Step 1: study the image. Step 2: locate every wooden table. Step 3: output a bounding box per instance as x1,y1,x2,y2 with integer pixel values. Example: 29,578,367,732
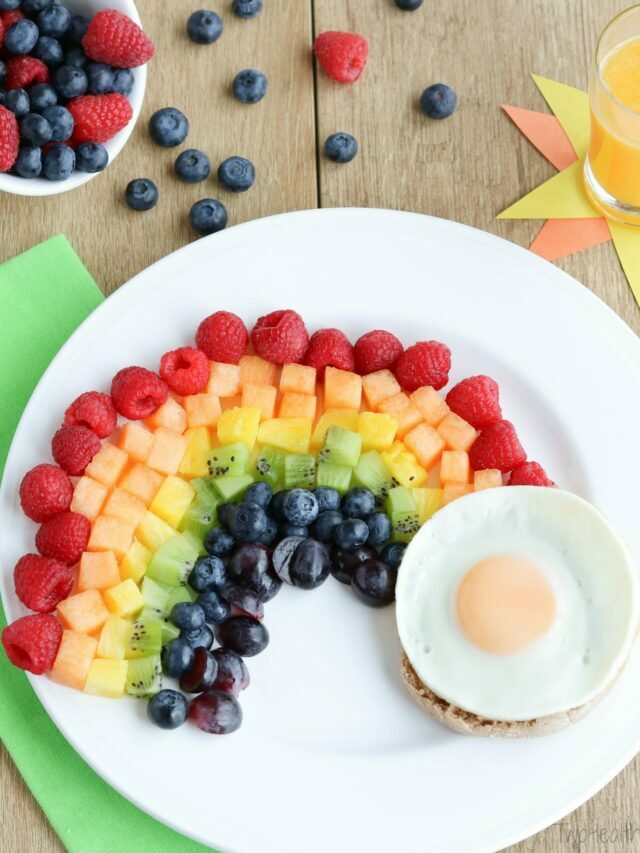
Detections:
1,1,638,850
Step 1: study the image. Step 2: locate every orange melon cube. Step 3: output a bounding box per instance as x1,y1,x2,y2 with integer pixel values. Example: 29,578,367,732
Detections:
88,516,135,559
440,482,474,507
57,589,109,634
70,476,107,521
207,362,242,398
51,630,97,691
183,393,222,428
78,551,121,591
362,370,401,409
440,450,471,485
437,413,478,452
474,469,503,490
324,367,362,410
278,392,317,420
404,423,446,470
241,383,277,420
85,443,128,488
146,428,189,475
410,386,450,427
117,422,154,463
119,463,164,506
240,354,278,387
102,488,147,527
146,397,187,434
280,363,316,396
378,393,423,438
221,394,242,411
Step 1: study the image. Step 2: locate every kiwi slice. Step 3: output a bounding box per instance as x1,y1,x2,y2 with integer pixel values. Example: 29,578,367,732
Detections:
146,531,201,587
213,474,253,502
207,442,250,478
179,477,220,539
255,445,286,488
385,486,420,543
140,577,172,612
319,427,362,468
126,654,162,698
125,615,163,660
315,461,352,494
283,453,316,489
353,450,398,504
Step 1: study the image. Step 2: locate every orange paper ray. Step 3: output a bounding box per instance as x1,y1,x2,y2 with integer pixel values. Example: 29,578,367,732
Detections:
502,105,578,171
529,218,611,261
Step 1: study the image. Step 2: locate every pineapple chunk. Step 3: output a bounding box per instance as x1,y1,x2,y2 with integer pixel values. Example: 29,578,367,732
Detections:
70,476,107,521
381,444,428,488
136,511,178,552
84,658,128,698
120,539,152,583
257,418,312,454
358,412,398,452
97,614,131,660
413,487,442,523
51,630,97,691
311,409,359,450
208,362,241,397
150,476,196,528
146,397,187,433
85,443,128,488
280,363,316,396
57,589,110,634
217,407,261,448
178,427,212,478
104,579,144,618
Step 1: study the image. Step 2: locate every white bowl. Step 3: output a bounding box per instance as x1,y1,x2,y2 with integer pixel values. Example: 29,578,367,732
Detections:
0,0,146,196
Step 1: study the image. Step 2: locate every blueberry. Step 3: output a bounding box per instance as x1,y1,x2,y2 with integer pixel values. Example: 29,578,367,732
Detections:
232,0,263,18
5,20,39,56
420,83,457,119
314,487,340,512
232,69,268,104
341,487,375,520
217,503,235,529
161,637,194,678
330,545,377,585
13,145,42,178
244,481,272,508
149,107,189,147
258,516,278,547
181,623,214,650
280,523,309,538
169,601,206,632
0,0,20,9
324,132,358,164
282,488,318,526
379,541,406,570
147,689,189,729
37,5,71,39
229,501,267,542
64,15,89,45
112,68,134,96
0,61,6,84
394,0,423,8
187,9,223,44
189,554,227,592
204,526,236,557
5,89,30,118
53,65,87,99
75,141,108,173
125,178,159,211
86,62,114,95
175,147,210,183
289,539,330,590
33,37,64,67
311,510,343,543
216,615,269,657
0,90,5,108
334,518,369,550
42,143,75,180
20,113,52,146
366,511,392,547
269,490,290,522
218,155,255,192
64,46,88,68
42,105,73,142
21,0,54,14
196,590,231,624
29,83,57,113
189,198,227,236
179,646,218,693
352,558,396,607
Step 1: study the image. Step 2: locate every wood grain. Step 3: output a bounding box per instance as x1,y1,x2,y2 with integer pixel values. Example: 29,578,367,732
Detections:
2,1,640,851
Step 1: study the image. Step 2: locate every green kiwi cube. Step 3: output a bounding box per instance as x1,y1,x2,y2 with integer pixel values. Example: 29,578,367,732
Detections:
315,461,352,494
179,477,220,538
213,474,254,502
207,442,250,478
146,531,201,587
126,654,162,698
353,450,397,504
125,615,163,660
385,486,420,543
319,427,362,468
140,577,172,612
283,453,316,489
255,445,286,488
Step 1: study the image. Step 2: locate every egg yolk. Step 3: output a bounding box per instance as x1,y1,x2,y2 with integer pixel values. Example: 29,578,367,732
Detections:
456,554,556,654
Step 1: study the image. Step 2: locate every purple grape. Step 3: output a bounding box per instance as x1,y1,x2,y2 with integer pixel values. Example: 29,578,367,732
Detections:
189,690,242,734
179,647,218,693
212,648,250,696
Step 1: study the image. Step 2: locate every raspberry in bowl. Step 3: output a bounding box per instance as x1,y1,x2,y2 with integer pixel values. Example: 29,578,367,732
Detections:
0,0,150,197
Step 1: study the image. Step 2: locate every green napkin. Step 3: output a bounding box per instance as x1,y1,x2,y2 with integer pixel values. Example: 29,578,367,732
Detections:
0,236,210,853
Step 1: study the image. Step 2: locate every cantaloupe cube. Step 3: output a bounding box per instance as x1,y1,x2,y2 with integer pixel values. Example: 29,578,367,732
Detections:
280,363,316,396
403,424,446,471
217,407,261,448
51,630,97,691
104,579,144,618
136,511,177,552
85,443,128,488
358,412,398,452
324,367,362,410
440,482,474,507
240,354,278,387
150,475,195,528
242,383,277,420
84,658,128,698
440,450,471,485
88,516,135,559
117,422,154,462
146,427,189,475
410,386,450,427
279,392,317,420
119,463,164,505
103,488,147,527
119,539,152,583
70,476,107,521
97,614,130,659
311,408,359,450
146,397,187,434
78,551,120,591
178,426,211,478
57,589,109,634
378,393,423,438
474,469,503,490
437,413,478,452
221,394,242,411
257,418,312,454
183,393,222,428
207,362,242,397
362,369,401,409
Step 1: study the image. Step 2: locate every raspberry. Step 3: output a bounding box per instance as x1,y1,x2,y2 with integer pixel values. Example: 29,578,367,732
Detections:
111,366,168,420
445,375,502,430
394,341,451,392
1,614,62,675
64,391,117,438
353,330,403,375
0,17,4,50
6,56,49,90
251,310,309,365
36,511,90,564
159,347,210,395
509,461,554,487
304,328,355,374
68,93,133,144
51,425,101,476
0,10,24,29
82,9,155,68
313,31,368,83
19,464,73,523
195,311,248,363
0,105,19,173
469,420,526,473
14,554,74,613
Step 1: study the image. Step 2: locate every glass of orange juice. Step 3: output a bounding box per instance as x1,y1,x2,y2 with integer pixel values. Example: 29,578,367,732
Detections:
584,4,640,226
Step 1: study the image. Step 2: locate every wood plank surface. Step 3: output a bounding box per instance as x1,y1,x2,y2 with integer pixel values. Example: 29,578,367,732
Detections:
2,1,639,851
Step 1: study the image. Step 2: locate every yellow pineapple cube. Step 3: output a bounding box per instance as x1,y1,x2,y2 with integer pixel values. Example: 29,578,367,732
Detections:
119,539,152,583
437,413,478,452
217,407,261,448
241,383,277,420
278,392,317,420
88,516,136,559
146,427,189,476
324,366,362,410
136,511,177,552
311,408,359,450
78,551,120,591
413,487,442,523
239,354,278,387
280,363,316,396
439,450,471,485
97,614,130,660
85,443,128,488
117,422,154,463
183,393,222,428
150,475,195,528
57,589,109,635
381,444,428,488
178,426,211,478
146,397,187,434
474,469,503,490
358,412,398,452
404,424,446,471
103,487,147,527
103,579,144,618
362,369,401,409
119,463,164,506
378,393,423,438
411,386,450,427
71,476,107,521
257,417,312,454
440,482,474,507
84,658,128,698
208,362,242,397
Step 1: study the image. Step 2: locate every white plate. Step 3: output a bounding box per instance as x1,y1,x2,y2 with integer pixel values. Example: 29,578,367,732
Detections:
2,209,640,853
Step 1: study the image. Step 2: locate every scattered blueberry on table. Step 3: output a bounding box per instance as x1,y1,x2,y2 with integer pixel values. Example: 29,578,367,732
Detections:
187,10,223,45
420,83,458,119
324,132,358,163
218,155,255,191
232,69,268,104
148,107,189,147
174,148,211,183
125,178,158,211
394,0,424,9
189,198,228,236
232,0,263,20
